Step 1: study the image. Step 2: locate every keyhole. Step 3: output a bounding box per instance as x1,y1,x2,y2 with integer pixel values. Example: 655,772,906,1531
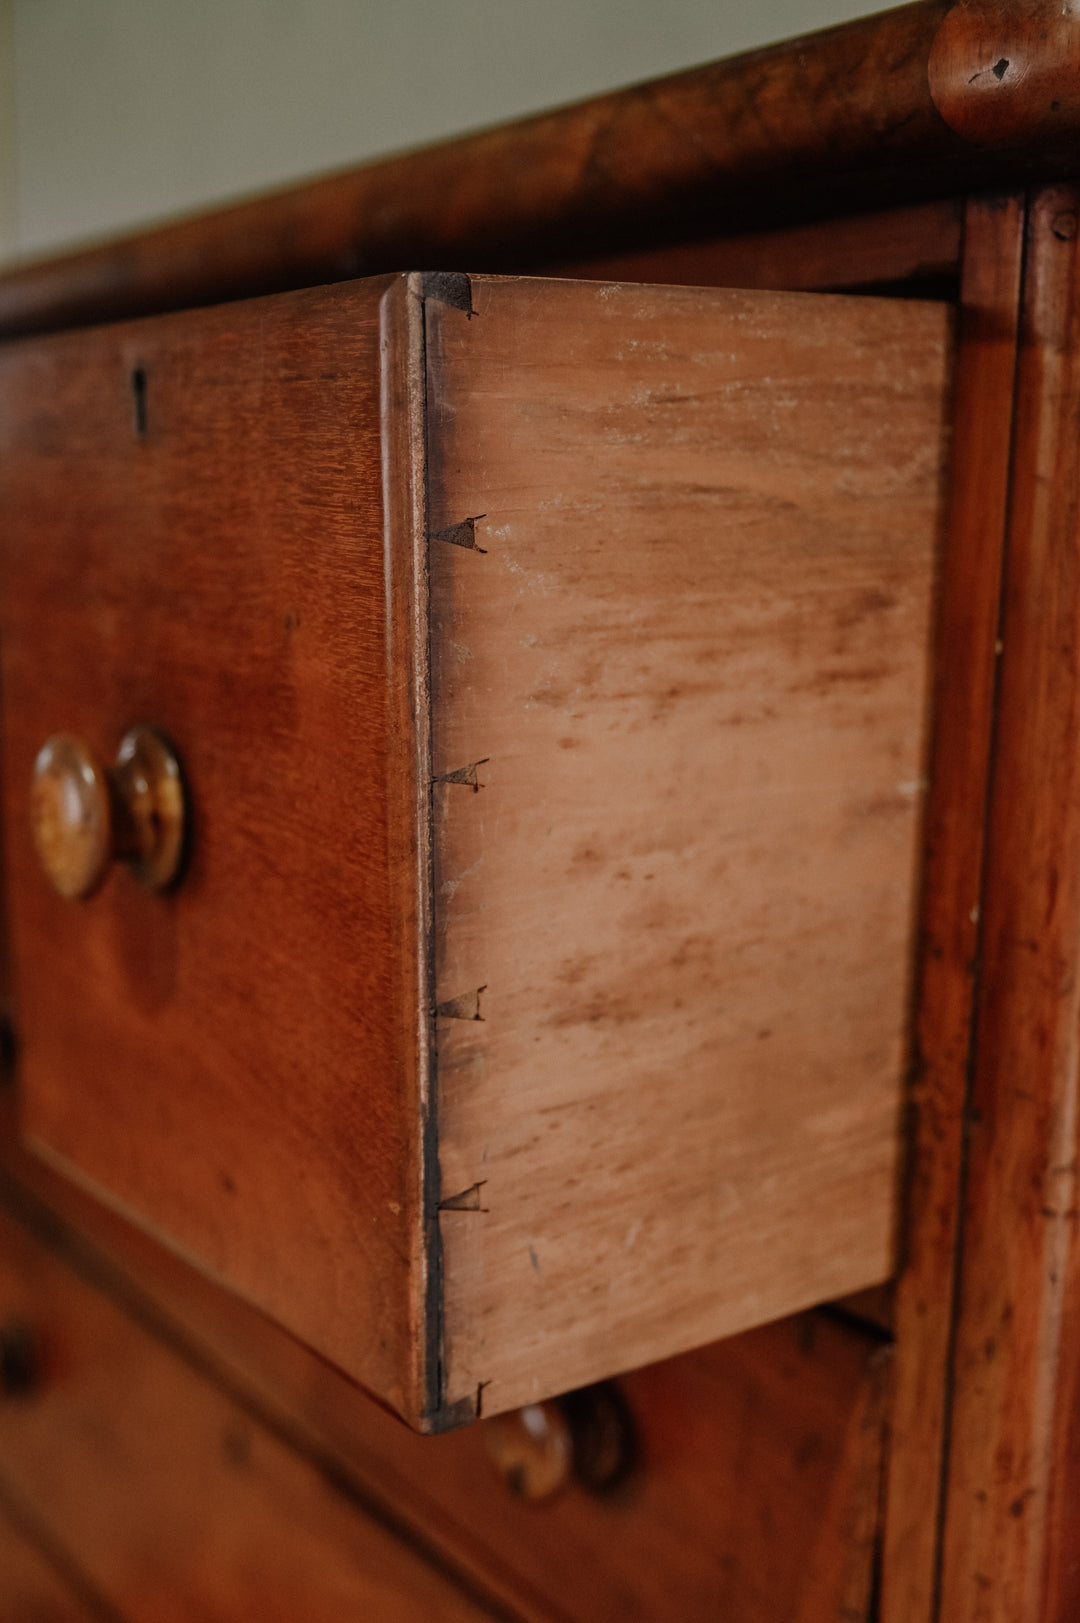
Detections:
132,367,148,437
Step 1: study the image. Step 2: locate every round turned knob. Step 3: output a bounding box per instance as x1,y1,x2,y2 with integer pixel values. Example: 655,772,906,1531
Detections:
482,1401,574,1502
482,1383,638,1504
31,726,186,900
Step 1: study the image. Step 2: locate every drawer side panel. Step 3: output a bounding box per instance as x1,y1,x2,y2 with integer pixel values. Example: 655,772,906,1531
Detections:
425,273,951,1416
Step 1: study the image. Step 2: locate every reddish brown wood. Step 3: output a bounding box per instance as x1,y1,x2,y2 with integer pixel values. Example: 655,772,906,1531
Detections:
879,194,1026,1623
937,182,1080,1621
930,3,1080,146
388,1312,891,1623
0,269,950,1434
0,1207,505,1623
0,1144,890,1623
0,1491,106,1622
7,4,1080,1604
564,200,963,293
0,278,433,1427
0,2,1024,344
0,1100,551,1623
8,2,1080,344
1045,1346,1080,1618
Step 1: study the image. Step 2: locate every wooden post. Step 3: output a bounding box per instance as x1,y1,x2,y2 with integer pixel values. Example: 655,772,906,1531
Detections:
939,182,1080,1622
881,192,1025,1623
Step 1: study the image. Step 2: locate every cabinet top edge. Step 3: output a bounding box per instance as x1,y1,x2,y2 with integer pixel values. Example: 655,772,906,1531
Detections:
0,1,1075,342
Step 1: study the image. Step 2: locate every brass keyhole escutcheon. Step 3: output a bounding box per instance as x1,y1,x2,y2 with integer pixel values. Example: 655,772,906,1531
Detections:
30,727,186,900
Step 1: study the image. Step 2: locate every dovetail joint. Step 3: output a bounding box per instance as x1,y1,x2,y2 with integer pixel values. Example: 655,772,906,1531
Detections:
432,515,487,553
435,986,486,1021
433,758,489,791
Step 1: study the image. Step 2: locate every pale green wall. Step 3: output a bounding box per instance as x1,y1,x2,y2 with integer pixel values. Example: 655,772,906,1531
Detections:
5,0,895,263
0,3,15,262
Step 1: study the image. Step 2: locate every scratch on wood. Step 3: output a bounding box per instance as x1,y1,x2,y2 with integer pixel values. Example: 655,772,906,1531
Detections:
439,1181,489,1212
436,986,486,1021
433,758,489,791
475,1380,491,1418
433,514,487,553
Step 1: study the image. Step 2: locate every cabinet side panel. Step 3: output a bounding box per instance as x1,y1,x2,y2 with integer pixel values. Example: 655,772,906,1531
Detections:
427,274,950,1417
0,278,427,1421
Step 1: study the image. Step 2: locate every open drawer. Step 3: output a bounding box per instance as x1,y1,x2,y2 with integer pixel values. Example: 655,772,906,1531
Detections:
0,272,950,1429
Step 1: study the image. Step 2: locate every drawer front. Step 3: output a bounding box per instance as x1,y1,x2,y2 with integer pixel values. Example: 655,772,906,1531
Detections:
0,1179,889,1623
0,1206,507,1623
0,277,429,1421
0,272,950,1427
319,1308,892,1623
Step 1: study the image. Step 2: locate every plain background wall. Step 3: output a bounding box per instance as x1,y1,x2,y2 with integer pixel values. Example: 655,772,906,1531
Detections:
0,0,895,265
0,5,15,263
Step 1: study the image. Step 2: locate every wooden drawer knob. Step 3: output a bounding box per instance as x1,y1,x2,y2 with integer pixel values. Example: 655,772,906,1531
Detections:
482,1401,574,1501
483,1384,637,1502
31,727,185,900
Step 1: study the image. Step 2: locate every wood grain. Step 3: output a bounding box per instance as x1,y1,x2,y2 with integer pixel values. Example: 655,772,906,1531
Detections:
0,270,953,1430
936,182,1080,1623
0,2,1051,345
0,1206,506,1623
405,1311,890,1623
929,2,1080,146
0,1136,890,1623
424,274,951,1415
564,200,963,294
0,279,432,1425
879,194,1026,1623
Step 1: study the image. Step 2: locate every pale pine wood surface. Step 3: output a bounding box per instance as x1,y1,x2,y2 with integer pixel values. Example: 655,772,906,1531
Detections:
424,274,952,1415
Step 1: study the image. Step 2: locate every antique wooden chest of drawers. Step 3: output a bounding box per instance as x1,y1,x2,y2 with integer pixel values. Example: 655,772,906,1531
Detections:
0,270,946,1428
3,3,1080,1620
